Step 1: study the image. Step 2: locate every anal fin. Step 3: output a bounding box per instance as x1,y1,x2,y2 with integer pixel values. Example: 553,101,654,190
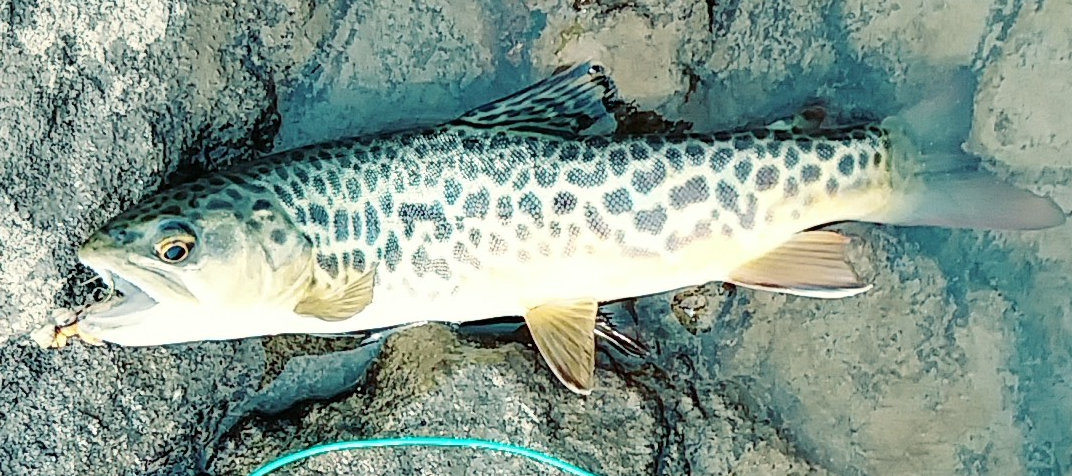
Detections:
728,231,871,299
524,298,598,395
295,267,376,321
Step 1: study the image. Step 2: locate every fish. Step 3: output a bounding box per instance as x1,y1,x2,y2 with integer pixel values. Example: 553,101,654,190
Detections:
68,62,1066,394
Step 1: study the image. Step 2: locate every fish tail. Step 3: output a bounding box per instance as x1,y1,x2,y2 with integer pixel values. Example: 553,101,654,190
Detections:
867,68,1066,230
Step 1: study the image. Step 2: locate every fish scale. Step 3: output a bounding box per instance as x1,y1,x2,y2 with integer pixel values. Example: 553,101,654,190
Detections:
74,61,1065,395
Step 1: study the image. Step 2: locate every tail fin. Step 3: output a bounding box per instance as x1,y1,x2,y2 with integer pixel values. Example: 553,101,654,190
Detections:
868,69,1066,231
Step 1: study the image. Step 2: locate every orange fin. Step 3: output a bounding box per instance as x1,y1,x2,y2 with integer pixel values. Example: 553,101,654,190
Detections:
294,268,376,321
728,231,872,299
524,298,598,395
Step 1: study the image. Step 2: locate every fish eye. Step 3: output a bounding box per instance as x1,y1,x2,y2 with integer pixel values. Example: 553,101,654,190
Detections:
154,236,195,263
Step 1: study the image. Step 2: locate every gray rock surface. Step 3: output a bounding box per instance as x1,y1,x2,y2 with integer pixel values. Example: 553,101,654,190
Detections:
2,0,1070,475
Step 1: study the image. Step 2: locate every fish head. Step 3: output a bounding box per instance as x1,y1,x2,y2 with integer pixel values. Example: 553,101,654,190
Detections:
76,179,315,346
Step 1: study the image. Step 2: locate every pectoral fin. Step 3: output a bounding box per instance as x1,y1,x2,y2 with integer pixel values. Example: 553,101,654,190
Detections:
524,298,598,395
728,231,872,299
295,268,376,320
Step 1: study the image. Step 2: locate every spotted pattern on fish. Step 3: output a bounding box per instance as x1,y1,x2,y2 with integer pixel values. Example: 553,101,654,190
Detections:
97,122,892,305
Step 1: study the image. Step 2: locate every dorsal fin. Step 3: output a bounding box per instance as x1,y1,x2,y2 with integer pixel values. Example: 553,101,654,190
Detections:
451,61,620,138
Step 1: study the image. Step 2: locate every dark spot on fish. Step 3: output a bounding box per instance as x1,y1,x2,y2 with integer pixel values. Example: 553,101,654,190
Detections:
838,154,855,176
326,170,342,194
543,141,560,157
363,168,379,190
560,143,581,162
380,194,394,217
766,140,783,157
608,148,629,176
753,130,769,140
710,148,733,172
721,224,734,237
519,192,543,226
739,193,757,230
874,152,883,166
225,188,242,201
345,178,361,201
497,196,514,220
755,165,780,191
535,163,559,188
603,188,633,214
469,228,482,247
735,160,753,183
515,223,531,241
463,188,490,218
631,159,666,194
584,204,610,238
512,169,532,191
333,210,349,241
784,177,799,198
364,202,380,245
826,177,840,195
289,181,306,201
669,176,709,210
309,203,329,227
270,228,287,245
317,253,339,279
752,143,768,158
733,135,754,151
313,175,328,196
801,164,821,184
353,249,367,272
252,199,272,211
462,138,484,154
686,143,705,166
584,136,609,149
784,147,800,169
634,206,667,235
716,181,738,211
629,143,650,161
664,147,684,171
293,168,310,184
246,220,262,231
444,178,462,205
205,199,231,211
553,191,577,215
816,143,836,161
272,184,294,207
797,137,813,153
566,161,608,187
488,233,508,256
398,202,451,241
384,232,402,272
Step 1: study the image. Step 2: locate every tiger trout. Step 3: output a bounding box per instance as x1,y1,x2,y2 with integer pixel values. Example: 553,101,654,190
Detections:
70,63,1065,393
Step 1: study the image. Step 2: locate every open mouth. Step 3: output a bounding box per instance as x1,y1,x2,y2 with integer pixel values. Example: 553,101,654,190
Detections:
77,270,159,326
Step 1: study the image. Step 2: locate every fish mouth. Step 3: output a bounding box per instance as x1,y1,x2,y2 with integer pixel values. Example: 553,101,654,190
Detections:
75,267,160,330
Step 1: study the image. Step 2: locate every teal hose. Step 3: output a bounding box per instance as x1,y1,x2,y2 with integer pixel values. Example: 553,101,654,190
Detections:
249,436,601,476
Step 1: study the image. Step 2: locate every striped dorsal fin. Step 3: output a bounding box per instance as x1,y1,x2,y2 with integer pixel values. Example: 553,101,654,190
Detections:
451,61,620,138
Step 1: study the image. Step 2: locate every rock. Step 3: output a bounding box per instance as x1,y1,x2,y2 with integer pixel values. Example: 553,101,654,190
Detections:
2,0,1070,474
